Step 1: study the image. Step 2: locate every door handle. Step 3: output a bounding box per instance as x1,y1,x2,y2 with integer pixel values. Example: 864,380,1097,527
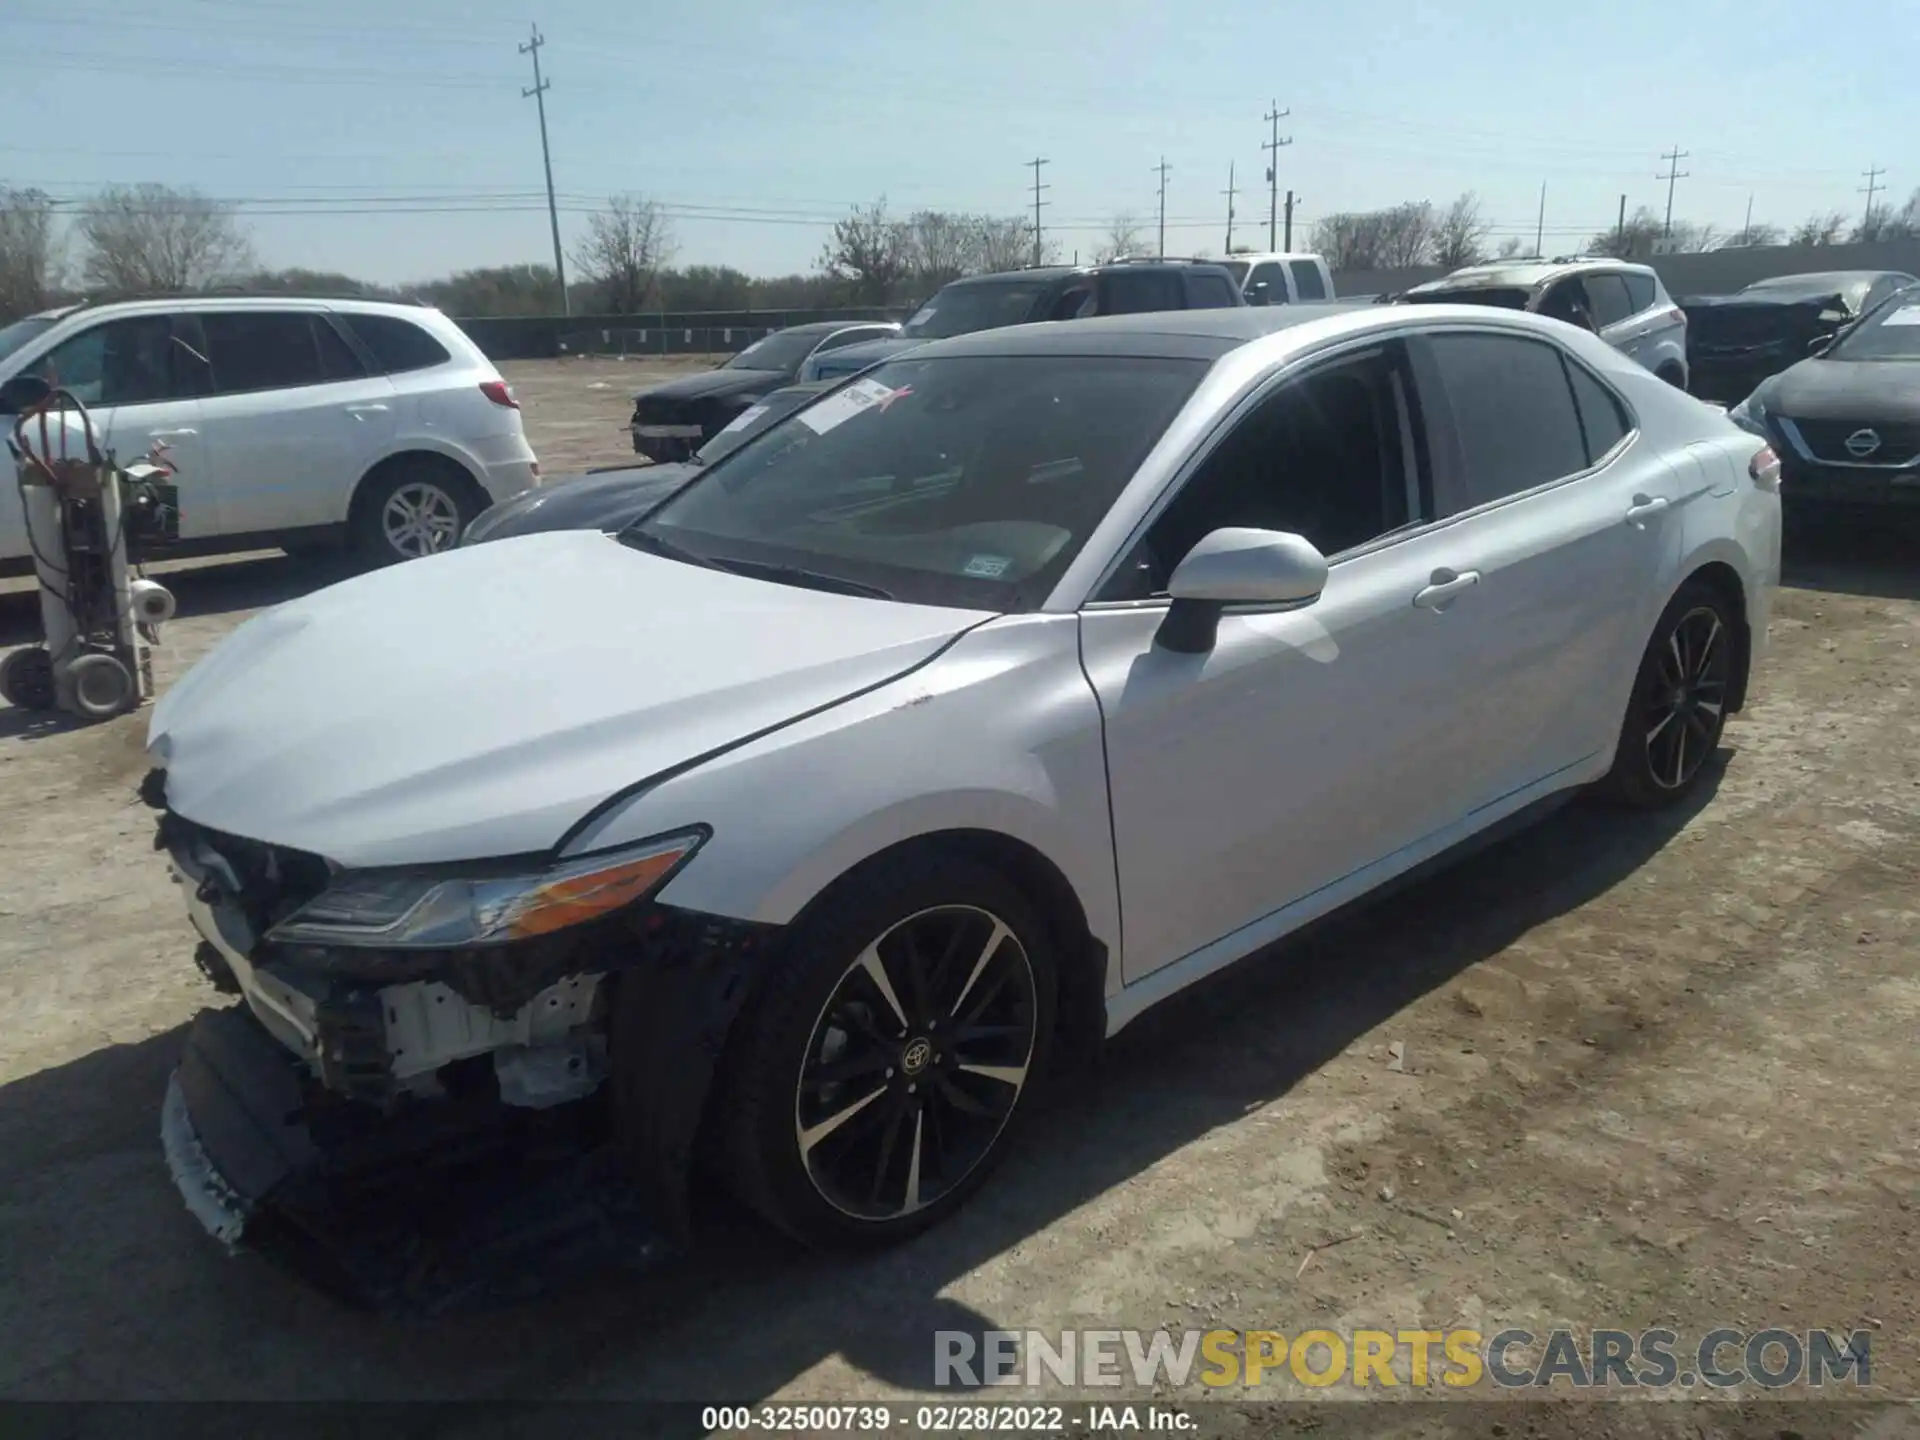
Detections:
344,403,390,418
149,428,197,438
1625,494,1670,527
1413,568,1480,611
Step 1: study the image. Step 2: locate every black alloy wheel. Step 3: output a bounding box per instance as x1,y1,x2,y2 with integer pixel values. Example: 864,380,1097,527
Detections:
1604,580,1739,808
795,904,1037,1222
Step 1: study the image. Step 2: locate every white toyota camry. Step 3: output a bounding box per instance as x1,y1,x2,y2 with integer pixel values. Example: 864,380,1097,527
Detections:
147,304,1780,1264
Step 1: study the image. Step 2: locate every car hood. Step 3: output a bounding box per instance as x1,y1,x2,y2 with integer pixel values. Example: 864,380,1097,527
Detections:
631,368,781,405
148,530,992,868
1763,358,1920,421
463,463,694,544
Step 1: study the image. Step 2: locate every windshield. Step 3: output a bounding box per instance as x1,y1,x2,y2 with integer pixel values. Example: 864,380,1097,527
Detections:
901,281,1052,339
1220,261,1250,285
629,354,1208,611
1829,296,1920,360
1400,286,1533,310
1743,275,1868,310
0,317,56,365
725,330,823,374
693,387,825,463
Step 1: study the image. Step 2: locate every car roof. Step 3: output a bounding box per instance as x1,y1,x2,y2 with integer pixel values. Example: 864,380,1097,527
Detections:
1219,252,1323,264
1408,258,1650,294
1744,270,1903,289
775,319,896,337
903,303,1375,361
28,294,442,321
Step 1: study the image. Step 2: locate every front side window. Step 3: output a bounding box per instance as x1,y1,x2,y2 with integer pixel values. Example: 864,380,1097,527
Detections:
1426,332,1591,513
197,312,347,395
1537,278,1593,328
1828,297,1920,361
32,316,179,407
1185,274,1240,308
1102,271,1186,315
1289,260,1329,301
631,354,1209,612
1245,262,1287,304
1100,346,1420,601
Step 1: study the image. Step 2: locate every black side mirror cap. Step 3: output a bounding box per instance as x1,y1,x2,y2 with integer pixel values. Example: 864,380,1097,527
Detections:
0,374,52,414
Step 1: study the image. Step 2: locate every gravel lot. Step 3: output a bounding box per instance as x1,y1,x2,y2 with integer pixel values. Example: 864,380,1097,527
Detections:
1,358,1915,1418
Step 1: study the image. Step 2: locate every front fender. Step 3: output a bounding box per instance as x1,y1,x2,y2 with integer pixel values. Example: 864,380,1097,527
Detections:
559,614,1122,980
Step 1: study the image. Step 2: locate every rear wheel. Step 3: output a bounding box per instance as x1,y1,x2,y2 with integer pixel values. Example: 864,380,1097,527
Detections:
715,851,1056,1250
1657,362,1688,391
1603,581,1738,808
351,460,481,566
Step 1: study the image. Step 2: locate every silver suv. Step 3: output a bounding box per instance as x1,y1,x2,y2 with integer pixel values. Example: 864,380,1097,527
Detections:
1400,259,1690,388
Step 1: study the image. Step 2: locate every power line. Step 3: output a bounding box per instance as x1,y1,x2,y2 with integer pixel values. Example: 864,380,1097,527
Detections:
1658,145,1690,238
519,24,568,317
1263,102,1292,250
1027,158,1050,267
1153,158,1171,258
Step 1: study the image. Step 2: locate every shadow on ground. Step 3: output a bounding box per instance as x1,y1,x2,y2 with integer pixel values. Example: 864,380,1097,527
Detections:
0,763,1722,1404
1782,505,1920,601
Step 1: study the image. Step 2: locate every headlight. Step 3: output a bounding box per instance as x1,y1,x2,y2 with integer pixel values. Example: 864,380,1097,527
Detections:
1727,390,1769,437
266,831,705,949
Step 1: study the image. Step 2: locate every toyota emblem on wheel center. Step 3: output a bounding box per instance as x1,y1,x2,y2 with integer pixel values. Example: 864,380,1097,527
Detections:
1845,428,1882,458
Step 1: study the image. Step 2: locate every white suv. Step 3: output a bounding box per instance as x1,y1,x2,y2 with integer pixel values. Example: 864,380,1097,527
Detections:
0,296,539,569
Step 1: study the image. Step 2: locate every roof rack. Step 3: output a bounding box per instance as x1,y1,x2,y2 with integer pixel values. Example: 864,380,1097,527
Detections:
1103,255,1221,266
51,287,426,314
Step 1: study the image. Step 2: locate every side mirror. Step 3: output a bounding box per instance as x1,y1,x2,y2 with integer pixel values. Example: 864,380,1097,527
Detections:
1155,527,1329,654
0,373,52,414
1807,333,1834,356
1245,284,1270,307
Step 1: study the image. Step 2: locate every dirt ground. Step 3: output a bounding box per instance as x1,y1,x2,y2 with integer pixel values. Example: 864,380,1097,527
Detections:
1,358,1916,1425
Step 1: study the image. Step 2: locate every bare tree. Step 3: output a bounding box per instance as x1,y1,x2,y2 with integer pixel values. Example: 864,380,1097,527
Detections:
1432,192,1491,269
818,198,910,304
1853,187,1920,243
974,215,1045,273
572,193,675,314
1494,236,1527,259
1789,211,1847,247
0,188,61,321
1374,202,1436,268
1310,201,1433,270
77,184,252,294
901,211,975,289
1095,213,1147,263
1722,221,1783,249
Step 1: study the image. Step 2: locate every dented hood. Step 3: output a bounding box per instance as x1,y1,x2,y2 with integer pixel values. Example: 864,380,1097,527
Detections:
148,530,989,868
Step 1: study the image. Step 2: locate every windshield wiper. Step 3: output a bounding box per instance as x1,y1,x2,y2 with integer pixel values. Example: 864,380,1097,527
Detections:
708,556,894,600
616,526,716,569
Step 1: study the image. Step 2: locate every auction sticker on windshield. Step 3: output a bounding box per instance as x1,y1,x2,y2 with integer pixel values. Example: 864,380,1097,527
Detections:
798,377,904,435
720,404,768,434
1880,305,1920,327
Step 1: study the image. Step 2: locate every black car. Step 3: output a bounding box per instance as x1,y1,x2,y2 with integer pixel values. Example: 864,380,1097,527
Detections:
802,258,1249,383
471,383,832,545
1681,270,1918,404
628,321,897,461
1728,284,1920,509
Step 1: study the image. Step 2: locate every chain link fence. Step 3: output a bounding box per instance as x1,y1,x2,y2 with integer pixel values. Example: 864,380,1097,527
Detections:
456,309,902,362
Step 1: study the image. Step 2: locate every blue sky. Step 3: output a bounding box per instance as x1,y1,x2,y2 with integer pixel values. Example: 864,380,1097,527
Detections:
7,0,1913,283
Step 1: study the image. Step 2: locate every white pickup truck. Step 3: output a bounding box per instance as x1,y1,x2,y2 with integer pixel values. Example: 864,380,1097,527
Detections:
1219,252,1338,305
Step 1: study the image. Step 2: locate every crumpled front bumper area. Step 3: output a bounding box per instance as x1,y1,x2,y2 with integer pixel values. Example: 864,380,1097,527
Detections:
162,1003,671,1312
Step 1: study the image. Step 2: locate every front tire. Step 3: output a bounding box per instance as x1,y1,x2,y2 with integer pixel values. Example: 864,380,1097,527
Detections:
716,851,1057,1250
1603,581,1738,808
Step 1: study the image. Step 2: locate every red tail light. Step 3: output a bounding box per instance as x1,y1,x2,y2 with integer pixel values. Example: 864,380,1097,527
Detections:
480,380,519,409
1749,444,1781,493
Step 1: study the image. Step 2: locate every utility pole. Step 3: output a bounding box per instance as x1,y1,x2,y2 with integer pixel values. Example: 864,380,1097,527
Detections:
1616,194,1627,252
1860,165,1886,232
1535,182,1546,256
519,25,568,316
1657,145,1690,239
1742,193,1754,246
1263,101,1292,250
1283,190,1296,250
1027,157,1050,266
1222,162,1238,254
1154,157,1171,258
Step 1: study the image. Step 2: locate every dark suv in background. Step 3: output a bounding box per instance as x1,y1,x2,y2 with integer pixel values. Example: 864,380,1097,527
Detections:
801,259,1247,382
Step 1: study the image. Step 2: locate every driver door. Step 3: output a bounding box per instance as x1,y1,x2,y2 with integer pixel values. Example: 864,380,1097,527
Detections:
1081,340,1498,982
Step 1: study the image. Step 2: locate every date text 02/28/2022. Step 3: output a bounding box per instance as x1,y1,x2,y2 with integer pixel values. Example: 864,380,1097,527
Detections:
701,1405,1195,1432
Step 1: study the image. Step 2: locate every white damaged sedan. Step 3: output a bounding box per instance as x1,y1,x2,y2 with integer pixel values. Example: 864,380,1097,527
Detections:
149,305,1779,1261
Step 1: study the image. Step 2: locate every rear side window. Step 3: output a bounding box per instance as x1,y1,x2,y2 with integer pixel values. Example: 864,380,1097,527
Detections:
1289,260,1328,300
1184,273,1239,308
1585,274,1634,329
1622,272,1656,313
198,312,346,394
1564,359,1631,462
1427,332,1590,513
339,312,453,373
1102,270,1186,315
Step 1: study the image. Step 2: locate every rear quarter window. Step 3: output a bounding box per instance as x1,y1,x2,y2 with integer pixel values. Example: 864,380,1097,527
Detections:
1622,273,1656,313
340,313,454,373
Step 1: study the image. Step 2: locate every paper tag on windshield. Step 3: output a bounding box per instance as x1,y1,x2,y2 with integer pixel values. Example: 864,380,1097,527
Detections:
963,554,1011,578
720,404,768,435
1881,305,1920,327
907,305,936,328
797,377,899,435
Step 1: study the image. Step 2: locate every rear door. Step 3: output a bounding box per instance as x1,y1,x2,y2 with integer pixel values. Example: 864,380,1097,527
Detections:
185,309,398,534
1413,327,1680,791
3,313,211,545
1288,258,1331,301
